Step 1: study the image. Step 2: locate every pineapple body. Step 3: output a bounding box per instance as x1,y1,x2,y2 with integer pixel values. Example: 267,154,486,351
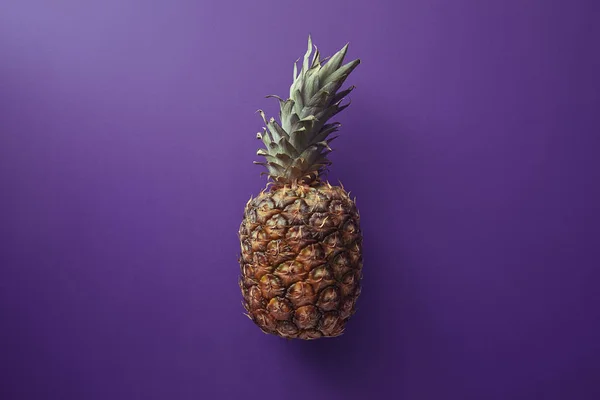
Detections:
239,183,362,339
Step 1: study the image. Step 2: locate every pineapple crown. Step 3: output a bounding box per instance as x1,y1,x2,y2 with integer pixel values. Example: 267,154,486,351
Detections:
255,36,360,185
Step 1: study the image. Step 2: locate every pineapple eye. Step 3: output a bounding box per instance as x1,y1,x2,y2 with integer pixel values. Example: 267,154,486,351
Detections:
259,274,285,299
293,305,320,330
317,286,341,312
257,198,275,210
266,214,288,228
323,232,342,248
267,297,293,321
286,281,316,307
329,200,345,213
297,243,324,261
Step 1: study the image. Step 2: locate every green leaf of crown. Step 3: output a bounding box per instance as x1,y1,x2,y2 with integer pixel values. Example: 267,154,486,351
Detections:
255,35,360,184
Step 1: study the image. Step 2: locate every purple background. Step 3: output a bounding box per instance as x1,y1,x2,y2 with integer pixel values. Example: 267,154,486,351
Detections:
1,0,599,399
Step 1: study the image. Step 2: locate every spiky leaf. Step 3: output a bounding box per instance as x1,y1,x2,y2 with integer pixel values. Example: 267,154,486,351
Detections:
254,36,360,183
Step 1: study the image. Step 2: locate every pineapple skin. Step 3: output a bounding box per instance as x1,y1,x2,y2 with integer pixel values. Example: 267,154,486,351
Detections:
238,183,363,339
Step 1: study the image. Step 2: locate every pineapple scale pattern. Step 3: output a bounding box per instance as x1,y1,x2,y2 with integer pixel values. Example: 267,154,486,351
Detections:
238,184,363,339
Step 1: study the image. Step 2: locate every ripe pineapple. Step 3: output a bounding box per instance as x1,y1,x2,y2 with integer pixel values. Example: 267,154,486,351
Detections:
238,36,362,339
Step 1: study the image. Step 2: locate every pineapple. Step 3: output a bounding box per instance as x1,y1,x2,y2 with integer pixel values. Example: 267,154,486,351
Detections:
238,36,362,339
